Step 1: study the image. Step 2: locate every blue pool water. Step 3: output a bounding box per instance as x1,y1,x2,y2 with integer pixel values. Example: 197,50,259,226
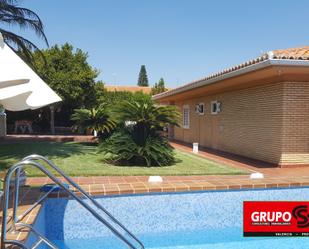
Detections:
27,188,309,249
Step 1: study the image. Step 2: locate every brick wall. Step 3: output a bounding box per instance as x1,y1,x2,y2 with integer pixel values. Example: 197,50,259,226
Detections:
174,83,285,164
280,82,309,165
173,81,309,165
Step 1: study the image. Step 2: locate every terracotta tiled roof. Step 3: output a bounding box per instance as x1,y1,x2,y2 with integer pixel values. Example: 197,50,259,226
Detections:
153,46,309,100
177,46,309,89
272,46,309,60
105,85,152,94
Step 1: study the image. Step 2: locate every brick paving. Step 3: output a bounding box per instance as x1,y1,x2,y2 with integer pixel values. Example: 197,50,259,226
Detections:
0,187,43,248
23,174,309,197
0,134,97,143
170,141,309,178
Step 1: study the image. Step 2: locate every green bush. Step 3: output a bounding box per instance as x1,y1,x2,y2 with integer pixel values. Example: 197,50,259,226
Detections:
97,91,151,107
113,98,180,145
99,96,180,167
71,104,116,136
101,131,175,166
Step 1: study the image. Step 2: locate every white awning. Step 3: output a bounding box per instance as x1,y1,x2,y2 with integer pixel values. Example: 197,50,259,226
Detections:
0,34,61,111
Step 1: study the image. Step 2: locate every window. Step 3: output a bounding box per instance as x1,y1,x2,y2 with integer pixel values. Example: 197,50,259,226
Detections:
211,101,221,114
183,105,190,129
195,103,205,115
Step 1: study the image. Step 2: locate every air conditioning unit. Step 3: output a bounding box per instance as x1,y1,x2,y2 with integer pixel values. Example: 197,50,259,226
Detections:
195,103,204,115
211,101,222,114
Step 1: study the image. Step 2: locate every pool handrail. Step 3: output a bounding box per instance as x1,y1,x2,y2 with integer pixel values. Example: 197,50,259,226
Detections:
1,162,59,249
15,223,58,249
1,157,145,249
24,154,145,249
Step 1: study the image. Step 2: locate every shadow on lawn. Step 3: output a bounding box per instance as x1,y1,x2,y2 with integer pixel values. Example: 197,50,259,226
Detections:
0,141,95,170
102,156,183,168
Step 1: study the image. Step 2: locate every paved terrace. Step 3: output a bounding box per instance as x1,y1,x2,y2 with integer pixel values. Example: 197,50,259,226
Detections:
2,139,309,247
1,134,97,143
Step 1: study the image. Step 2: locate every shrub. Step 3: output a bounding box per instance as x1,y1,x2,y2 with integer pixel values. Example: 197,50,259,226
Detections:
100,97,180,167
71,104,115,136
101,131,175,166
97,90,151,107
113,98,180,145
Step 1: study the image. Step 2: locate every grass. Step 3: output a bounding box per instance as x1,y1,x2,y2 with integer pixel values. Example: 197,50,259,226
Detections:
0,142,248,177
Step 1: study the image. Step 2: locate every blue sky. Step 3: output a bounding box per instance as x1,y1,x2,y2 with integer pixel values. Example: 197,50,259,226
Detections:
17,0,309,87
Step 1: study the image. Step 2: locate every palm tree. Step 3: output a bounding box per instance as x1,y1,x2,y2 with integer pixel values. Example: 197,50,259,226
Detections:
0,0,48,61
71,105,116,136
114,98,180,145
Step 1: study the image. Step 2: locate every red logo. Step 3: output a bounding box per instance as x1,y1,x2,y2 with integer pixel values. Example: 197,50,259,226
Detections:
244,201,309,236
292,205,309,228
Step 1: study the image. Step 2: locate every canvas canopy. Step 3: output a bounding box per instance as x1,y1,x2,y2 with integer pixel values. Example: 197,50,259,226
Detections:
0,33,61,111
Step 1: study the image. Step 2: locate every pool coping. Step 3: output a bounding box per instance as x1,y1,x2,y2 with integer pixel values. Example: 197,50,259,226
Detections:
25,174,309,196
2,186,43,249
49,176,309,197
4,176,309,248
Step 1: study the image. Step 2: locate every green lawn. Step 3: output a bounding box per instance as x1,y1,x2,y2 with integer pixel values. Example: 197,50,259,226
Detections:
0,142,247,177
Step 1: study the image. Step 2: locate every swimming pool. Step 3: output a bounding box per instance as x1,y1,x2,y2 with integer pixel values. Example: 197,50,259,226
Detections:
27,187,309,248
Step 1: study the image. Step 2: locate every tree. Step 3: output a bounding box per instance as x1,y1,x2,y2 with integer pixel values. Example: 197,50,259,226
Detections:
29,43,99,126
0,0,48,62
151,78,167,95
93,81,106,106
137,65,149,86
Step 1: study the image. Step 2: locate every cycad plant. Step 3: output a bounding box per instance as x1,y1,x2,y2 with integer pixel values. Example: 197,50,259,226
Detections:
71,104,116,136
102,131,175,166
102,97,180,166
0,0,48,61
114,99,180,145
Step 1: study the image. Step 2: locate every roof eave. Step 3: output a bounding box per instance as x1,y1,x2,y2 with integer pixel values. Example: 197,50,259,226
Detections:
153,59,309,101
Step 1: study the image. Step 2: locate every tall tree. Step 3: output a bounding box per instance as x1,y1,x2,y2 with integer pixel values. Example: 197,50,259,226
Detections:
137,65,149,86
151,78,167,95
29,43,99,126
0,0,48,62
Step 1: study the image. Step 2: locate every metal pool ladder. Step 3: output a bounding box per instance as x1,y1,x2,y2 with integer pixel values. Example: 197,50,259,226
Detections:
1,154,145,249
